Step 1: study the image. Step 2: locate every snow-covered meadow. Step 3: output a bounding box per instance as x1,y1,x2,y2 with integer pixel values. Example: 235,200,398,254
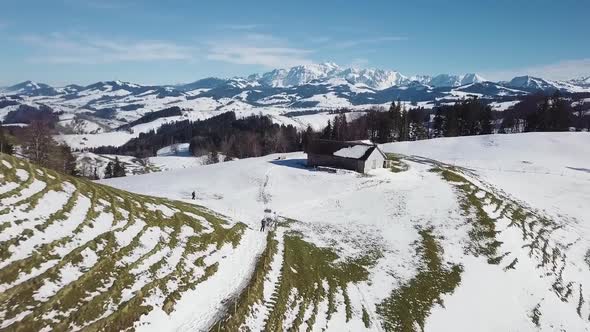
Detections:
1,132,589,331
102,132,590,331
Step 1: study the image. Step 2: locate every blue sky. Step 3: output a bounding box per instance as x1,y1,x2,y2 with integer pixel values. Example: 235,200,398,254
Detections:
1,0,589,85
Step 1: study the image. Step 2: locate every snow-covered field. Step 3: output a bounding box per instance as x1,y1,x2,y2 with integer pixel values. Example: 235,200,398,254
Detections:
75,143,228,179
102,132,590,331
381,132,590,224
1,132,589,331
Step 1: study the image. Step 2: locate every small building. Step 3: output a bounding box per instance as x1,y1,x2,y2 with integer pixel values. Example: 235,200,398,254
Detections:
305,139,389,173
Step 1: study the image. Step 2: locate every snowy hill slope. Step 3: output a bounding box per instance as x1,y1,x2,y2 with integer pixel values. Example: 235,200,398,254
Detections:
98,132,590,331
0,154,264,331
381,132,590,223
75,145,221,179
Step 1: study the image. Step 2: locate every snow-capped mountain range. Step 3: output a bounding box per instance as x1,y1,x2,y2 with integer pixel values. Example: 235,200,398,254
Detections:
1,62,589,149
4,62,589,95
244,62,488,89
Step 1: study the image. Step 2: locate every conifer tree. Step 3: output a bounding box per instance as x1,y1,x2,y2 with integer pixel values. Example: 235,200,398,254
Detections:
302,125,314,151
398,105,410,141
389,100,402,140
112,157,126,178
432,109,444,138
480,105,494,134
322,120,332,139
104,162,114,179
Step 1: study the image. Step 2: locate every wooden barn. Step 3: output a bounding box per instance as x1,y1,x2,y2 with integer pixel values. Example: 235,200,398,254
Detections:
305,139,389,173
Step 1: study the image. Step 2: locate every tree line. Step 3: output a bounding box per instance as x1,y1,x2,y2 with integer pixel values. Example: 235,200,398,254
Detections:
305,98,491,145
91,112,302,159
500,91,588,133
308,91,587,145
303,101,432,145
2,91,587,181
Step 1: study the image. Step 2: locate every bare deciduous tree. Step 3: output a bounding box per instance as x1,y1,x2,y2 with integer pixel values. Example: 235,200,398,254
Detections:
21,120,53,167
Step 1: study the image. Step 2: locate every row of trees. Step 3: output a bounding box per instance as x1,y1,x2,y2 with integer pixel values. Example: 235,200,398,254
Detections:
92,112,303,159
309,101,432,145
500,91,584,133
189,114,301,159
432,98,493,137
313,91,586,144
318,97,492,143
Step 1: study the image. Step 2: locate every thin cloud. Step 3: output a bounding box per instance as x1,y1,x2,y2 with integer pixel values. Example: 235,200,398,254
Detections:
21,33,195,64
331,36,408,49
206,34,314,68
207,45,313,68
483,58,590,81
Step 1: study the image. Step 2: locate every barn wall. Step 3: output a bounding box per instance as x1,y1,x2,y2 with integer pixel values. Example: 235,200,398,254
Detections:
307,153,359,171
363,149,385,172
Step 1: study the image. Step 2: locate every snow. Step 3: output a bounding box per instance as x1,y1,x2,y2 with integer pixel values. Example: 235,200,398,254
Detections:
489,100,520,111
76,148,220,179
1,179,46,206
114,219,146,248
57,131,136,149
134,230,266,332
57,117,104,134
3,131,590,330
98,155,449,330
381,132,590,222
98,132,590,331
156,143,191,157
333,145,371,159
0,185,80,269
34,248,99,302
303,91,352,108
1,123,28,127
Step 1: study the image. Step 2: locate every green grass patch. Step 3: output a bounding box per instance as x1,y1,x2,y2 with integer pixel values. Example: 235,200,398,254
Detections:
362,306,371,328
376,228,463,332
387,153,409,173
431,167,502,260
215,231,279,331
213,224,381,332
264,231,379,331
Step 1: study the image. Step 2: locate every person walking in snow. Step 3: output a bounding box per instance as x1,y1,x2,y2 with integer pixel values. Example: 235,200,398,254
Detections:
260,218,266,232
191,191,196,200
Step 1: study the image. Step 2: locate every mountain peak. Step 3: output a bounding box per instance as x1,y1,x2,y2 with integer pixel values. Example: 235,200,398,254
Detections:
461,73,486,85
255,63,407,89
427,73,485,87
508,75,549,88
4,81,54,94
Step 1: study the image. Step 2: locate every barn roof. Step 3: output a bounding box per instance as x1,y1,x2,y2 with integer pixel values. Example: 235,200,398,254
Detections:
306,139,385,161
